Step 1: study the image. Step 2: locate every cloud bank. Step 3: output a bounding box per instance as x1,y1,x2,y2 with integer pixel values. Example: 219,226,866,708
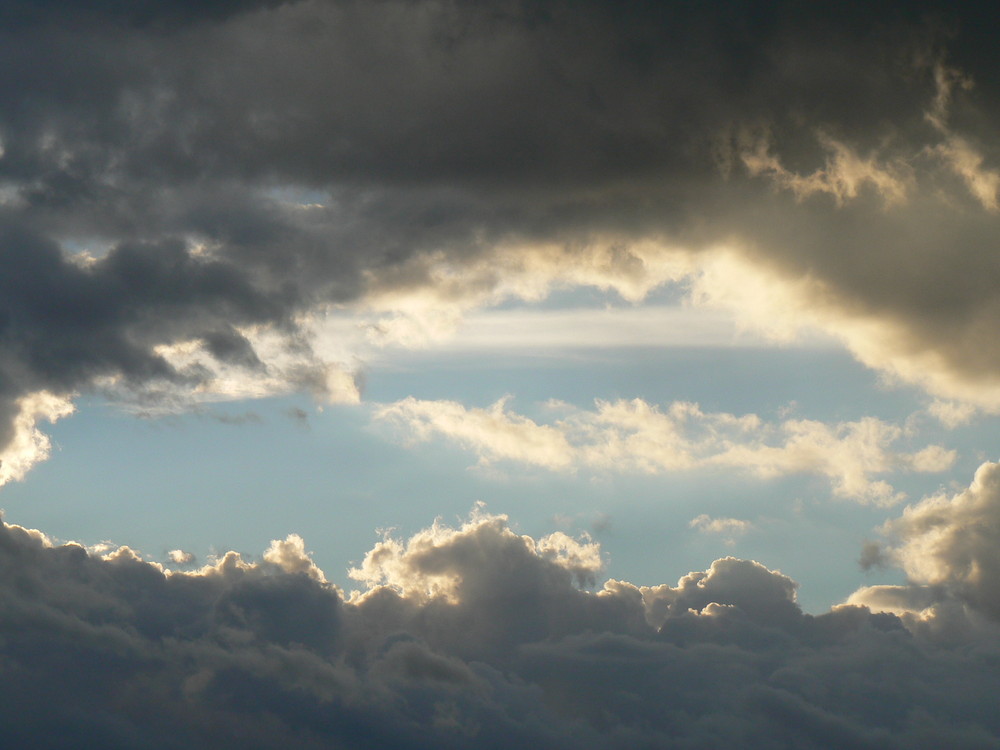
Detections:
3,501,1000,749
0,0,999,474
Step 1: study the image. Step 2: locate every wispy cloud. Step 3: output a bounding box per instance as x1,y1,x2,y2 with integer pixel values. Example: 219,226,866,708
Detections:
739,129,913,207
690,514,755,546
375,397,954,505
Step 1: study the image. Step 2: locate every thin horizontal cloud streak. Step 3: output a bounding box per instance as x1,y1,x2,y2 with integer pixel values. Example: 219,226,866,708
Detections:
376,396,954,505
345,303,833,354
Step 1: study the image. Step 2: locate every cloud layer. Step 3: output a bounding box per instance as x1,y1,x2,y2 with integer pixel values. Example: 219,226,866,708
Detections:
0,0,999,471
376,396,954,505
3,503,1000,749
5,3,1000,745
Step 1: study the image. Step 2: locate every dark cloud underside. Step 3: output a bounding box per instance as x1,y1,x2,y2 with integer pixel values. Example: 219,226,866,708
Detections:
2,515,999,749
0,0,996,445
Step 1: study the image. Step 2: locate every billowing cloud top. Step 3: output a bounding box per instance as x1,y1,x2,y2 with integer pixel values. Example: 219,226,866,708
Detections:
3,506,1000,748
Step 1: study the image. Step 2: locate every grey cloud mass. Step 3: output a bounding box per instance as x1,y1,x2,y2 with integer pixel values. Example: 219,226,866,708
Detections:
3,509,1000,749
7,3,1000,744
0,0,1000,448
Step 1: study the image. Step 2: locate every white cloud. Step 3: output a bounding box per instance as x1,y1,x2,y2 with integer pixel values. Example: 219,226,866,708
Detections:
376,396,953,505
263,533,328,583
925,62,973,132
906,444,957,472
922,63,999,211
347,224,1000,417
606,555,800,630
687,248,1000,410
167,549,196,565
98,322,361,417
394,305,792,352
375,396,576,472
690,514,754,542
348,505,601,602
0,391,75,487
926,399,978,428
536,530,603,587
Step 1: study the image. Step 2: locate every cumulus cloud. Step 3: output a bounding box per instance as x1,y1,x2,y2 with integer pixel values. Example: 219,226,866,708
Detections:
263,533,328,583
167,548,195,565
349,507,605,600
376,396,954,505
851,461,1000,634
0,391,74,486
2,509,1000,748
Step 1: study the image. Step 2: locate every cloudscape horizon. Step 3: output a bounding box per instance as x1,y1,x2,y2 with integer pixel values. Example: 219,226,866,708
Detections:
4,0,1000,746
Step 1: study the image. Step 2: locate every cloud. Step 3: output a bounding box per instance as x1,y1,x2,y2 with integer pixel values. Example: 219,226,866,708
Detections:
0,391,74,486
375,396,577,472
349,507,605,600
690,514,754,544
355,240,696,347
3,509,1000,747
263,533,327,583
930,135,1000,211
927,399,978,428
850,460,1000,633
167,548,195,565
98,321,361,417
356,303,783,354
7,4,1000,744
0,0,998,472
858,540,889,571
739,129,913,207
376,396,954,505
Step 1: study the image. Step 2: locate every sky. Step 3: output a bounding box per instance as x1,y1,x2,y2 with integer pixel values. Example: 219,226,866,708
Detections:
4,1,1000,747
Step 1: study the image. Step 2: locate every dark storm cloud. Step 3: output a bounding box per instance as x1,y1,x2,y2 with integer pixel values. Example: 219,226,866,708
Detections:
1,0,1000,447
0,0,291,27
2,512,1000,749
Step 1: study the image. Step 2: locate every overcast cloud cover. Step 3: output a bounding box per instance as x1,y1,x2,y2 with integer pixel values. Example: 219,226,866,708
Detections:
4,0,1000,746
